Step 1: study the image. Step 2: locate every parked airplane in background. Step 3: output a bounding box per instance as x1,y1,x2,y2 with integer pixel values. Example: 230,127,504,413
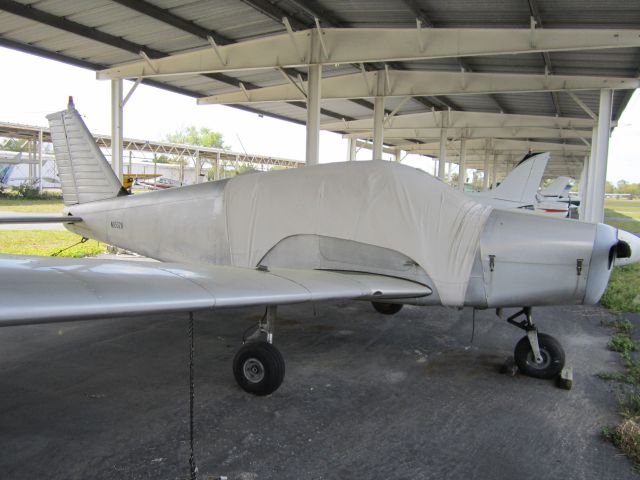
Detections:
1,100,638,396
468,152,549,210
469,154,577,218
139,176,181,190
536,176,576,218
121,173,161,192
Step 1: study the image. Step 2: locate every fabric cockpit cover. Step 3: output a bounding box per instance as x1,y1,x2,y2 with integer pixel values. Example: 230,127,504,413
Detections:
224,161,492,306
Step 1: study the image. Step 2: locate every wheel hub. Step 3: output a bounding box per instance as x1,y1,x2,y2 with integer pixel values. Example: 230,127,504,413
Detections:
527,349,551,369
243,358,265,383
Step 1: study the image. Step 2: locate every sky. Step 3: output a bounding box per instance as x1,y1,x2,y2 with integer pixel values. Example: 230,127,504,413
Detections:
0,46,638,182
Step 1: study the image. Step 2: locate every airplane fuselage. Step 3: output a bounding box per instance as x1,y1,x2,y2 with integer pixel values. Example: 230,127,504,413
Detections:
63,171,619,310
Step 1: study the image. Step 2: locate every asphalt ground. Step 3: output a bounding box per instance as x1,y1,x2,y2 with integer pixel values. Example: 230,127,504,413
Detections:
0,300,635,480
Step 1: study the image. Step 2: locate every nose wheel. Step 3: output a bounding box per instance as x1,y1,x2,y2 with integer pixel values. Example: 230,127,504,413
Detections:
514,332,565,379
233,305,285,395
503,307,566,380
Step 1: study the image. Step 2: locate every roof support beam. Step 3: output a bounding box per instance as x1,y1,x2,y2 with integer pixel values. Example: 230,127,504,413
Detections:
97,27,640,79
343,127,593,141
197,70,638,104
0,1,354,124
401,138,590,154
0,0,166,58
322,111,596,131
0,36,310,126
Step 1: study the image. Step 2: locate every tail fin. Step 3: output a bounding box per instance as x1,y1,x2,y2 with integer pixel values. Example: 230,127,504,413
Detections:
47,98,126,206
539,176,573,198
488,152,549,203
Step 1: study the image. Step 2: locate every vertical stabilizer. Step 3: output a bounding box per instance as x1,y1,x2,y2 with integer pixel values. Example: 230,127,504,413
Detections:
540,176,573,198
486,152,549,203
47,99,126,206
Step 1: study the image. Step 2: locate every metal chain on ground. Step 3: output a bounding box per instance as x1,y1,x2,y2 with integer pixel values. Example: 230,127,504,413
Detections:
50,236,88,256
189,312,198,480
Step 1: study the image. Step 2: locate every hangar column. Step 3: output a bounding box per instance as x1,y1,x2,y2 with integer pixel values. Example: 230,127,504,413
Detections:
491,153,498,189
38,128,43,194
583,126,598,220
458,137,467,191
578,155,589,219
347,137,357,161
372,96,385,159
111,79,124,182
586,88,613,223
482,146,490,190
438,128,446,179
306,64,322,166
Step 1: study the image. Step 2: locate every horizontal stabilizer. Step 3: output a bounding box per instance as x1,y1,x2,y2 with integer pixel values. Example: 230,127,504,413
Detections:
0,255,431,327
0,215,82,224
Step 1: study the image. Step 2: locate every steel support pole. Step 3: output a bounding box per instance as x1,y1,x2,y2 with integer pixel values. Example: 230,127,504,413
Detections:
111,79,123,182
578,155,589,220
195,150,201,184
583,126,598,221
491,153,498,189
348,137,357,161
587,88,613,223
458,137,467,191
38,128,43,193
482,151,490,190
306,63,322,166
438,128,446,179
372,95,385,160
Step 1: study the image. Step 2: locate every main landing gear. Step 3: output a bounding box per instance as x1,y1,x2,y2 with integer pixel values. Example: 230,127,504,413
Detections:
233,305,285,396
371,301,403,315
504,307,565,379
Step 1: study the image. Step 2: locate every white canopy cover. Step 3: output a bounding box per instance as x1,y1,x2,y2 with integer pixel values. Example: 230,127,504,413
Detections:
224,161,492,306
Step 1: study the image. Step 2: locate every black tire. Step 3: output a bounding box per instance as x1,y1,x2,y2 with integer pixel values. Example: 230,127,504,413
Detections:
372,302,403,315
514,333,565,379
233,342,285,396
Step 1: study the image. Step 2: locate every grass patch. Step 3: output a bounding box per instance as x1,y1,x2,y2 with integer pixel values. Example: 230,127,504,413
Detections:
601,265,640,313
600,319,640,468
0,230,105,257
605,220,640,234
0,197,64,213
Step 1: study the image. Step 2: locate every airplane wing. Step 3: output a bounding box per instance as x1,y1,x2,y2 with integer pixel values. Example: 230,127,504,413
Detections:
0,255,431,327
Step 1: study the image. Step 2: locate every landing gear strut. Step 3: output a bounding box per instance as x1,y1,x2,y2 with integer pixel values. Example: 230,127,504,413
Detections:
233,306,285,396
504,307,565,379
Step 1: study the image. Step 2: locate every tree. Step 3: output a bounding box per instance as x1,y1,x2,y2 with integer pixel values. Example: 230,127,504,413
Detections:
0,138,25,152
605,180,616,194
165,126,227,149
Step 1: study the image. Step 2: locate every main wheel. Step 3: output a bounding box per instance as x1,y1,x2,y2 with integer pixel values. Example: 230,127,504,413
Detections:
371,302,403,315
514,333,565,379
233,342,285,396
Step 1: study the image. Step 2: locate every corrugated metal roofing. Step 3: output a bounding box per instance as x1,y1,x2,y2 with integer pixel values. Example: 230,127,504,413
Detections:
0,0,638,153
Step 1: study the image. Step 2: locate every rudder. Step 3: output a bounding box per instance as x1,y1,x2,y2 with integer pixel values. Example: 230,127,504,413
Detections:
47,98,126,206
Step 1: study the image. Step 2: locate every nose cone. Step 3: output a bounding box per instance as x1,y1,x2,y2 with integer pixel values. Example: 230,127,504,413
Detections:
615,229,640,266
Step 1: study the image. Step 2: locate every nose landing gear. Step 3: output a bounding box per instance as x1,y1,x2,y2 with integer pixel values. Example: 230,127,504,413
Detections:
504,307,565,379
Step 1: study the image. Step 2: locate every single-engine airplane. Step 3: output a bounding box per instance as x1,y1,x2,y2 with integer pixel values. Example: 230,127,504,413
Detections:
1,100,638,396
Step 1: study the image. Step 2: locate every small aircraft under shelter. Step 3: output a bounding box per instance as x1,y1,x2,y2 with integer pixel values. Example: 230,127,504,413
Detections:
1,101,639,396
